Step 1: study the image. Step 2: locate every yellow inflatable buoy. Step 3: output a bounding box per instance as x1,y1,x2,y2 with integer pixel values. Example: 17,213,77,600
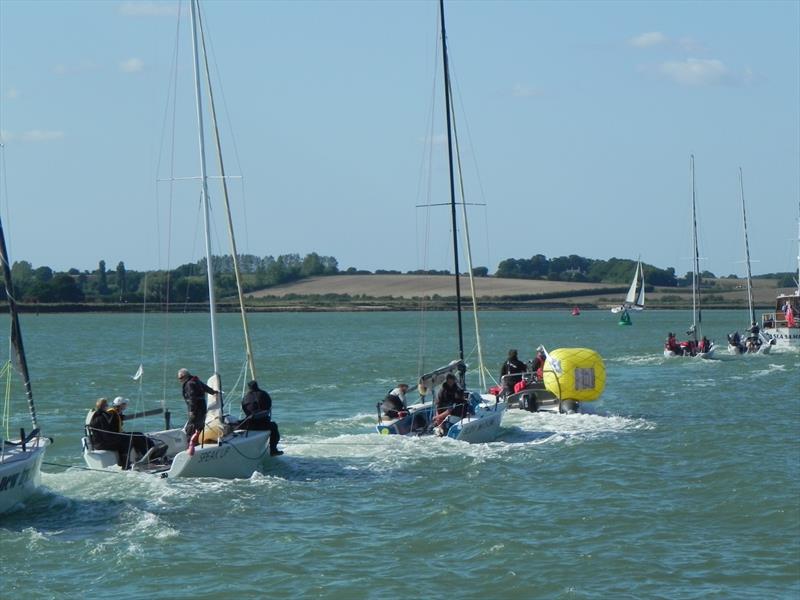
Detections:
542,348,605,402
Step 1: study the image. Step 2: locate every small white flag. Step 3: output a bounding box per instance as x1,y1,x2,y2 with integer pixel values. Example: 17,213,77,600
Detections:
132,364,144,381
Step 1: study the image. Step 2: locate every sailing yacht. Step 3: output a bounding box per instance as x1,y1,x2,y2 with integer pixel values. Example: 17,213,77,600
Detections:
611,259,645,325
727,169,774,355
664,155,715,359
82,0,272,478
0,163,51,514
375,0,505,443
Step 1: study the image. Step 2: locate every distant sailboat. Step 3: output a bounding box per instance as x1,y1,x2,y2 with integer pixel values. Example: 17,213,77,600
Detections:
611,259,645,325
571,306,581,316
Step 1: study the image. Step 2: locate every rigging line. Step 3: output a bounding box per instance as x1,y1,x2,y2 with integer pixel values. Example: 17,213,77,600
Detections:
447,62,486,391
417,39,441,380
197,3,257,382
199,10,252,257
159,0,183,408
447,61,495,275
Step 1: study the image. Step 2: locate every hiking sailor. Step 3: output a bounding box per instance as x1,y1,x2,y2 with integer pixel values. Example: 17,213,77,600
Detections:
241,380,283,457
381,383,409,419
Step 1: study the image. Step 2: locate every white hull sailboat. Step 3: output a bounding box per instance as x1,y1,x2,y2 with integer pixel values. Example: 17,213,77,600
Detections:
0,157,51,515
727,168,774,355
375,0,505,443
664,155,715,359
82,0,271,478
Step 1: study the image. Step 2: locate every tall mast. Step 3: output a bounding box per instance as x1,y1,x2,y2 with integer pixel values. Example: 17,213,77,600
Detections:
0,203,38,431
189,0,221,401
196,5,257,382
690,155,701,341
438,0,465,379
739,168,755,326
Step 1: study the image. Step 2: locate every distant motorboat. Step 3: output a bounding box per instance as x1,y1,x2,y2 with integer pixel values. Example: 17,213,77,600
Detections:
759,202,800,350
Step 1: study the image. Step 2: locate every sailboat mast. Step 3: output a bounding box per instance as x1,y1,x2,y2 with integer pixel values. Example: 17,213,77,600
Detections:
690,154,701,341
739,168,755,326
196,6,257,382
438,0,465,372
189,0,221,395
0,210,38,431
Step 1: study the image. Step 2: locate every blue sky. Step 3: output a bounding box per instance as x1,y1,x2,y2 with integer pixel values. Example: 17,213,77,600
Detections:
1,0,798,278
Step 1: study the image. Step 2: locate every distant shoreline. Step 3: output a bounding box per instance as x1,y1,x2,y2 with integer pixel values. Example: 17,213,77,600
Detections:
3,299,776,314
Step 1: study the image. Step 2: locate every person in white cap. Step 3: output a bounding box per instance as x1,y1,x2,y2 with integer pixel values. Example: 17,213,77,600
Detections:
107,397,165,468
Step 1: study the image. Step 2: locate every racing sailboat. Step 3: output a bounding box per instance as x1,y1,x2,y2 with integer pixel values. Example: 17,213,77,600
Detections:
375,0,505,443
664,155,715,359
727,168,774,355
82,0,271,477
0,159,51,514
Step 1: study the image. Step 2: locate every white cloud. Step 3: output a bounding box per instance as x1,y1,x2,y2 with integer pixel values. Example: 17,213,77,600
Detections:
0,130,13,143
658,58,732,86
120,57,145,73
21,130,65,142
118,2,178,17
511,83,543,98
5,88,19,100
629,32,668,48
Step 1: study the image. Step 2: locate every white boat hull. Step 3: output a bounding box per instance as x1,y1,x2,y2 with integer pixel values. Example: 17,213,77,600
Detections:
664,347,715,359
377,392,506,443
0,439,48,515
445,395,506,443
760,327,800,350
83,427,271,479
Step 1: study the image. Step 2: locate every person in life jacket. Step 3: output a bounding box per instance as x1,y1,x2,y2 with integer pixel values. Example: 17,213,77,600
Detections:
381,383,409,419
241,380,283,456
107,397,167,466
177,368,218,440
435,373,468,421
500,349,527,394
530,348,546,380
87,398,126,466
665,332,682,355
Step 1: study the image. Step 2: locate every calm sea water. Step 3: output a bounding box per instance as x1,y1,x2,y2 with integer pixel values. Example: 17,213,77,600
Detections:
1,309,798,599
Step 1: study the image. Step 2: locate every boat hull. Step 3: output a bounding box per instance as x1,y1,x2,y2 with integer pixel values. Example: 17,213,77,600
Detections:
376,394,505,443
82,427,271,479
0,440,48,515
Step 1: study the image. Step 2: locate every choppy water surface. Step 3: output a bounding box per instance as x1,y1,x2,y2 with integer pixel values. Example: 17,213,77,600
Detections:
1,309,798,598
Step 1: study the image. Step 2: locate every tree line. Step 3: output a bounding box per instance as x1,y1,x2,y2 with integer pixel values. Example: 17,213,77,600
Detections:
1,252,792,304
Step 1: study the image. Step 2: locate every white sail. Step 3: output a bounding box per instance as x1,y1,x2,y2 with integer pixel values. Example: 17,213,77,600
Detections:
624,261,639,305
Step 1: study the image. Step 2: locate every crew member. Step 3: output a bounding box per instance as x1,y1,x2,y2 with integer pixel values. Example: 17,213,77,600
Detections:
241,380,283,456
381,383,409,419
500,349,527,394
177,368,218,440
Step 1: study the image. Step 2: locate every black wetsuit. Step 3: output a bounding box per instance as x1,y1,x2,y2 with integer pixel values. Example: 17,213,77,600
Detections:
500,357,527,393
436,382,468,419
242,387,281,453
182,376,215,438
